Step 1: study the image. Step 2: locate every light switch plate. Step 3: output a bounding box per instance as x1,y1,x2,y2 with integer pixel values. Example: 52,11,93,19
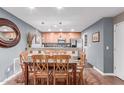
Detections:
106,46,109,50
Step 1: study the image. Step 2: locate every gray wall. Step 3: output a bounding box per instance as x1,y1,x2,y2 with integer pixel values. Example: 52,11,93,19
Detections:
82,18,113,73
103,18,113,73
0,8,36,82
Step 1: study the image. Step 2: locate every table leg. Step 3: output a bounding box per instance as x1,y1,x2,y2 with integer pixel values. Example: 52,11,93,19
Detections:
73,63,76,85
24,63,28,85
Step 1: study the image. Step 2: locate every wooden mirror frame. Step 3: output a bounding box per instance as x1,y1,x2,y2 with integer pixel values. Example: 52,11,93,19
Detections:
0,18,21,48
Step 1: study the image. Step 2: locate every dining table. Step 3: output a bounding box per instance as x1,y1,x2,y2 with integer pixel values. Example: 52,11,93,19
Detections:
23,55,78,85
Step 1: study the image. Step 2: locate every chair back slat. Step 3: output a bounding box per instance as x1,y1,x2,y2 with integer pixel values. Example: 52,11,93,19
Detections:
20,51,28,70
53,55,71,73
32,55,48,73
79,52,86,66
20,51,34,72
20,51,28,63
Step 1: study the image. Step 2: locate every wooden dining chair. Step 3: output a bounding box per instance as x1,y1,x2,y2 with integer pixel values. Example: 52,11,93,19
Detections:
77,52,86,67
32,55,49,85
69,52,86,85
53,55,71,85
20,51,34,83
19,51,29,83
76,52,86,84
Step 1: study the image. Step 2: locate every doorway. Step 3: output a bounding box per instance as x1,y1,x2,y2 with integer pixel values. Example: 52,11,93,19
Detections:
114,21,124,80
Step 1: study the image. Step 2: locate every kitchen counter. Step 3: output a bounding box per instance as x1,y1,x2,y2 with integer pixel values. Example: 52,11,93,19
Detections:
28,47,82,60
30,47,82,51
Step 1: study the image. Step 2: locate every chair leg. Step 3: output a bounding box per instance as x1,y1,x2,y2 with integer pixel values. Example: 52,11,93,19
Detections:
77,74,80,85
82,72,84,85
68,75,71,85
77,72,82,85
82,71,85,85
47,78,49,85
80,73,83,85
68,73,72,85
53,78,55,85
66,77,68,85
34,78,36,85
79,71,83,85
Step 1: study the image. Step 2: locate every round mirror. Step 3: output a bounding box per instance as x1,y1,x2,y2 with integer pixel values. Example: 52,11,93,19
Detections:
0,26,16,41
0,18,21,48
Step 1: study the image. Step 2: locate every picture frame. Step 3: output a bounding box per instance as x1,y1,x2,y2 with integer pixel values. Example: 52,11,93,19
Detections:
84,34,87,46
92,32,100,42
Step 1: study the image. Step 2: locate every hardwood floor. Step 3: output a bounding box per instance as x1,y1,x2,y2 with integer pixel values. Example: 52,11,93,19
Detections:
4,63,124,85
84,68,124,85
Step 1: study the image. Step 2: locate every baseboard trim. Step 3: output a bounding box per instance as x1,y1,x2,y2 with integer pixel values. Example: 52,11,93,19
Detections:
104,73,115,76
93,66,115,76
0,71,21,85
93,66,104,75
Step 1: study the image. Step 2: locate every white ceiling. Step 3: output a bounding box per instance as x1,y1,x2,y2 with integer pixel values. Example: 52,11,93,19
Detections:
2,7,124,32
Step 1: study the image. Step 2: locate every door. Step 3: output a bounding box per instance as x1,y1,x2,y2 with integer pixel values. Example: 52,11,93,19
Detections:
114,22,124,80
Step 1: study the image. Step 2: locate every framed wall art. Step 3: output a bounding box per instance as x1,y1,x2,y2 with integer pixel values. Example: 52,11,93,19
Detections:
84,34,87,46
92,32,100,42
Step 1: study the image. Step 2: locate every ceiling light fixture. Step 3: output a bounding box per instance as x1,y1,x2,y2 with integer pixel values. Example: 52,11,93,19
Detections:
54,25,57,28
29,7,35,10
71,29,75,32
59,29,63,32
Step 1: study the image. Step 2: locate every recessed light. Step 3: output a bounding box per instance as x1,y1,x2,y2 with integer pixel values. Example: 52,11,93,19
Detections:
29,7,35,10
71,29,75,32
59,29,63,31
54,25,57,28
56,7,63,10
48,29,51,31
